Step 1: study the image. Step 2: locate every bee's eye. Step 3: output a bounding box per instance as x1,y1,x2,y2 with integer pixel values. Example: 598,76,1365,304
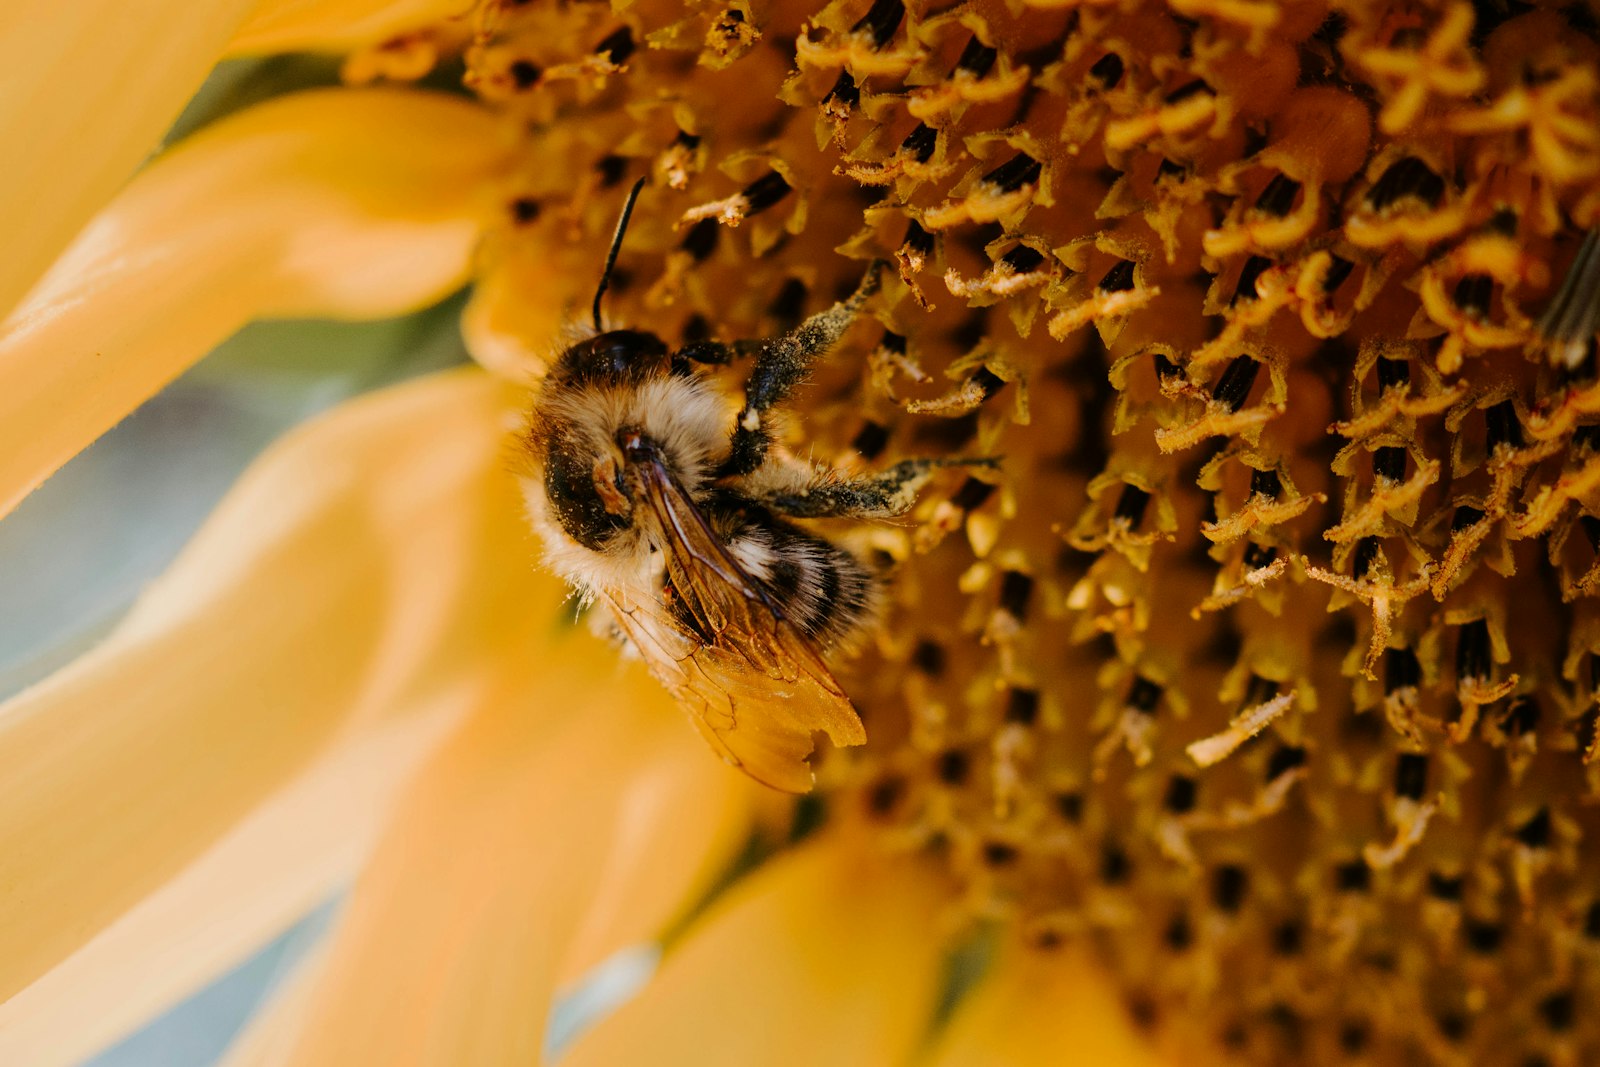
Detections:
543,444,630,550
558,329,668,384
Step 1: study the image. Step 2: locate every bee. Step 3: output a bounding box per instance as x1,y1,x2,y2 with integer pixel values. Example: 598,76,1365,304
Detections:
523,178,979,791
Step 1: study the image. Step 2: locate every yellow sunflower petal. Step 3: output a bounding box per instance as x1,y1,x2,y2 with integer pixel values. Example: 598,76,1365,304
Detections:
460,253,572,386
558,744,758,984
229,0,472,55
0,87,507,521
0,0,257,321
562,837,947,1067
0,369,528,1003
234,658,751,1067
0,678,474,1067
922,939,1169,1067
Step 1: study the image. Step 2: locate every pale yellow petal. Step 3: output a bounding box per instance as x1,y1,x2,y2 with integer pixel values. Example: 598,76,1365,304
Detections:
235,658,754,1067
0,368,535,1002
460,251,574,387
0,677,474,1067
0,0,257,320
922,938,1170,1067
230,0,472,55
0,87,508,520
558,736,759,984
563,837,948,1067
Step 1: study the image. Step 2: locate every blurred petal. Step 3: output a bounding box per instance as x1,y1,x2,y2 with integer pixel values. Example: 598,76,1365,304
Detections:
232,661,755,1067
923,939,1168,1067
214,936,332,1067
230,0,472,55
558,732,759,984
0,676,475,1067
0,369,537,1001
0,0,256,320
563,837,947,1067
0,87,508,520
461,252,574,387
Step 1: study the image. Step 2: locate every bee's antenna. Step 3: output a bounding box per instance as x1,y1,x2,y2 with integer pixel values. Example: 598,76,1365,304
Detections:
593,176,647,331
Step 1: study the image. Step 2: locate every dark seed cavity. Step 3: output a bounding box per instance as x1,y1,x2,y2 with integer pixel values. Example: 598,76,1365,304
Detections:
1212,355,1261,412
1114,484,1151,526
1366,156,1446,211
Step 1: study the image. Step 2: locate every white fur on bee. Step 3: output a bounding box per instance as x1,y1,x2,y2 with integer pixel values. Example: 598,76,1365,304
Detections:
524,372,725,589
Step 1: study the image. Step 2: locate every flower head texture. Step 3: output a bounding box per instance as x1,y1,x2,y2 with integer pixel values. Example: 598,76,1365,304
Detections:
3,0,1600,1065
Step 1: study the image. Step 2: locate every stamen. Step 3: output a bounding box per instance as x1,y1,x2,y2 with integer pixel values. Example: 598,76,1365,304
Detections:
1187,687,1295,767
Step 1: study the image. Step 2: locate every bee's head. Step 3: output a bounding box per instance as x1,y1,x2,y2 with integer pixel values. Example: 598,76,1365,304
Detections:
541,425,684,552
541,425,636,551
553,329,670,386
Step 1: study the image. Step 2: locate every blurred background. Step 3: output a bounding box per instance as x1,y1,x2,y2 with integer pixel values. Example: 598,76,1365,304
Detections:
1,56,470,1066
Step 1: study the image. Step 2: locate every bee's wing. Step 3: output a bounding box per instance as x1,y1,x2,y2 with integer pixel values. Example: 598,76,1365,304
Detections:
608,454,867,793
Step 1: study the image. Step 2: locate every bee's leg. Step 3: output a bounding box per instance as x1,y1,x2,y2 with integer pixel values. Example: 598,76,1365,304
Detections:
699,261,884,476
754,457,996,519
671,338,752,366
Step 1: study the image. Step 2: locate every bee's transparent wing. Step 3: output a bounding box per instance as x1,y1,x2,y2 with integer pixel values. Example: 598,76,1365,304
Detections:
608,455,866,793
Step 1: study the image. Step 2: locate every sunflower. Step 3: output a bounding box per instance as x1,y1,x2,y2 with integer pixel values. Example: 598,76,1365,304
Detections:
4,0,1600,1064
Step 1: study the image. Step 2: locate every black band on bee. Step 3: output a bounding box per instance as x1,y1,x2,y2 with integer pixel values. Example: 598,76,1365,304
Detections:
554,329,670,386
715,512,875,643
